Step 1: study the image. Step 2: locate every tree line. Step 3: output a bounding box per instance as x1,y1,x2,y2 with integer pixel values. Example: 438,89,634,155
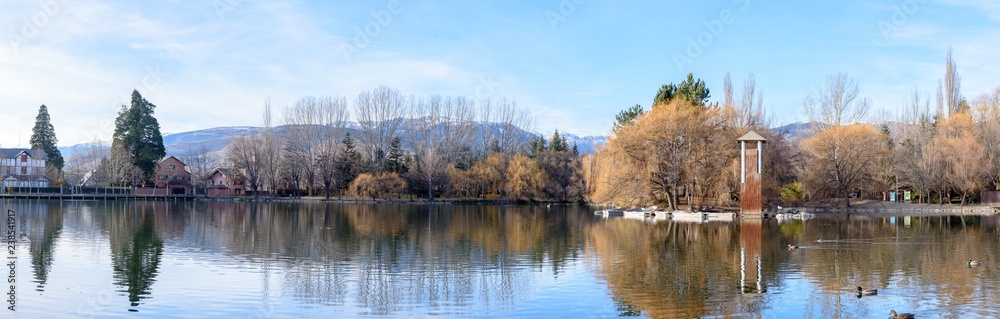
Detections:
590,47,997,209
193,86,584,201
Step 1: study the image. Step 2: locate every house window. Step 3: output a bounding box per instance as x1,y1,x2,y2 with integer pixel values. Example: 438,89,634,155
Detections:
21,167,26,174
20,155,27,162
159,175,167,181
168,165,175,169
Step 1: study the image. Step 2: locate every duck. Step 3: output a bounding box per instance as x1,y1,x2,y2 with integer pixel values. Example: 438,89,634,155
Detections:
787,244,799,250
889,309,915,319
968,260,982,267
856,286,877,296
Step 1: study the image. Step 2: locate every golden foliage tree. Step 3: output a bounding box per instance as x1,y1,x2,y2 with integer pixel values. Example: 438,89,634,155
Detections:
350,172,407,200
468,152,507,199
593,99,739,210
934,112,985,204
505,155,546,200
800,124,885,207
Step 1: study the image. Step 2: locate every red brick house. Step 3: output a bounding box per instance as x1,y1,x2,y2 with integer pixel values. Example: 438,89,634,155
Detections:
206,168,244,196
153,156,191,194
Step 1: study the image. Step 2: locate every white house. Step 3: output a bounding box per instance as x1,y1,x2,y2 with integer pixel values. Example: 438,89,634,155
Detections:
0,149,49,188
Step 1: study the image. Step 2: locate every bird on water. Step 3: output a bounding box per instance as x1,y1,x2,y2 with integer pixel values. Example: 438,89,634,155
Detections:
889,309,915,319
856,286,877,296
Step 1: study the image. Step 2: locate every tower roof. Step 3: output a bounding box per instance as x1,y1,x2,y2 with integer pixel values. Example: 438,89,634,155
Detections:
737,130,767,142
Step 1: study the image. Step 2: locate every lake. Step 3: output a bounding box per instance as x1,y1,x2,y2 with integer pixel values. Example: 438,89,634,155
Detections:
3,199,999,318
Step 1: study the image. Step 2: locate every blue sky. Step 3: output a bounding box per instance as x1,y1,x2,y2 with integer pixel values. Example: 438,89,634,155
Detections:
1,0,998,148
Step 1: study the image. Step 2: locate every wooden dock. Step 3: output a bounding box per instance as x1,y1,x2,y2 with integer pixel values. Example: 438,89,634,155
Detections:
0,193,196,201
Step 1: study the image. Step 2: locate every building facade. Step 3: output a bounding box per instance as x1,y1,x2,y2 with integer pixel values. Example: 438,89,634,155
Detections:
0,148,49,189
153,156,191,194
206,168,244,196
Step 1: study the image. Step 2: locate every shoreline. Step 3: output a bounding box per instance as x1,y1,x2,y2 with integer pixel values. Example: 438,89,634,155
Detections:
790,199,999,216
0,193,586,206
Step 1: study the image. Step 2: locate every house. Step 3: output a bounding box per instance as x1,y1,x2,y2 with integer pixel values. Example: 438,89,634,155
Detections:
206,168,244,196
0,148,49,189
153,156,191,194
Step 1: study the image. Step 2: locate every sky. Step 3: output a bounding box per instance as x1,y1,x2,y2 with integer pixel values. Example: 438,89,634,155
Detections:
1,0,999,148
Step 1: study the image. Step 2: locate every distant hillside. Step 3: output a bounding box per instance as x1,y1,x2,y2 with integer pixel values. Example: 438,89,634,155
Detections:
773,122,815,141
60,124,608,167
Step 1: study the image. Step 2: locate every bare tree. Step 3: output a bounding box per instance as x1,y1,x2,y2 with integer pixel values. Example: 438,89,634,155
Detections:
894,90,936,203
64,138,110,186
408,95,476,199
283,96,349,196
106,144,143,187
804,73,871,130
973,88,1000,190
944,46,963,115
179,143,216,194
227,135,264,197
354,86,409,171
478,98,534,156
724,73,768,130
314,96,350,199
261,98,282,197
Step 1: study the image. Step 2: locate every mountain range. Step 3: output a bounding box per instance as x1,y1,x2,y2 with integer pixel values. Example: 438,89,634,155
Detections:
59,124,609,161
58,122,817,167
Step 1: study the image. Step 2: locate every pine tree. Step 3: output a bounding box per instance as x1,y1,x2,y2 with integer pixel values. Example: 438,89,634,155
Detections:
111,90,166,185
549,130,567,152
29,104,64,169
613,104,644,133
335,133,362,194
529,135,546,158
384,137,407,174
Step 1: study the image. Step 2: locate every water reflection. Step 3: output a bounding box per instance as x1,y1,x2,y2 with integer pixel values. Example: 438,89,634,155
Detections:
588,214,1000,318
173,202,590,316
5,199,1000,318
109,203,164,309
28,203,62,291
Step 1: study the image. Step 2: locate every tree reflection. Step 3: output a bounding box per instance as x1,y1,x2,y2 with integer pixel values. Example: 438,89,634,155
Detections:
26,203,62,291
177,202,586,316
109,203,164,309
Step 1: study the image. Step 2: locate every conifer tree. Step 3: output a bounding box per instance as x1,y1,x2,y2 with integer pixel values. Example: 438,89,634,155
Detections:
335,133,362,194
384,137,407,174
30,104,64,169
111,90,166,185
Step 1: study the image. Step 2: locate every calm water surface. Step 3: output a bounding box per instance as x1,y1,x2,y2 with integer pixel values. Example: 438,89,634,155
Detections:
4,199,1000,318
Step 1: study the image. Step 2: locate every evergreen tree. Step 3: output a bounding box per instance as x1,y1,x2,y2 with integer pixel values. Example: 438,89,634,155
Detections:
111,90,166,185
654,73,710,106
29,104,63,169
613,104,644,133
384,137,407,174
571,142,579,156
335,133,362,194
489,139,502,154
529,135,546,158
549,130,567,152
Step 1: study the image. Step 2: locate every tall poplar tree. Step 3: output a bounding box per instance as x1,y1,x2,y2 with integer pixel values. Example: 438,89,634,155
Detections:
29,104,64,169
111,90,166,185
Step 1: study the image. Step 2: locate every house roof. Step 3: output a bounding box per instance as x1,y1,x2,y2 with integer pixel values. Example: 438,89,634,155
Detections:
207,167,239,180
0,148,45,159
159,155,186,165
737,131,767,142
